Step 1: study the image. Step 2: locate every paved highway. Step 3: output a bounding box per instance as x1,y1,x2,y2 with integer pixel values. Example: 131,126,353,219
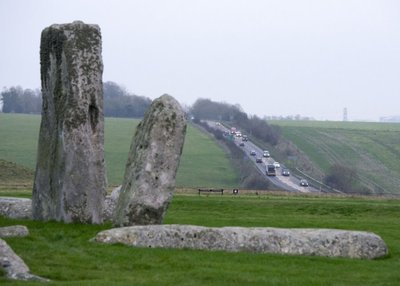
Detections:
211,122,320,193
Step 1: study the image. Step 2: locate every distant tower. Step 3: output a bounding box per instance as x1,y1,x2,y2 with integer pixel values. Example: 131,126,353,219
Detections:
343,108,348,121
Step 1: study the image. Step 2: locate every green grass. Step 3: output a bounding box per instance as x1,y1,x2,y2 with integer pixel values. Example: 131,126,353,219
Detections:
1,193,400,285
0,113,238,188
269,120,400,131
0,114,40,170
270,120,400,194
103,117,137,186
2,115,400,284
176,125,238,188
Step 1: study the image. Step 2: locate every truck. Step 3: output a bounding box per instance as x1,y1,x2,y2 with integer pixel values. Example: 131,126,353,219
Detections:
266,164,276,176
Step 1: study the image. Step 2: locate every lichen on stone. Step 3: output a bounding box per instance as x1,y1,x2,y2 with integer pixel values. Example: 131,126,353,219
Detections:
33,21,106,224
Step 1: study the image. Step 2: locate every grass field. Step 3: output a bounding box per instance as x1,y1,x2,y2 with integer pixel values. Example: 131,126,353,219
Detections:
0,113,238,188
1,193,400,285
1,114,400,284
269,120,400,131
269,120,400,194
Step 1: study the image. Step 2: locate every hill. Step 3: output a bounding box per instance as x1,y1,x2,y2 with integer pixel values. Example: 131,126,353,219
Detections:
0,159,34,186
270,120,400,194
0,113,238,189
2,113,399,194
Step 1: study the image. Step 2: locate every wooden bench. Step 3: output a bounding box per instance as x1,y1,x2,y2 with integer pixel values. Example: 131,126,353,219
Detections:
198,189,224,195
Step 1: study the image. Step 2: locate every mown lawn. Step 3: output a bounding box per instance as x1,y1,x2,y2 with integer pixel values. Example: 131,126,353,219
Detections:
0,113,238,188
1,193,400,285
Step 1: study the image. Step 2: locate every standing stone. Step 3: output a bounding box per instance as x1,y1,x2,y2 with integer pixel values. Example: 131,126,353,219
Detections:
113,94,187,226
32,21,106,224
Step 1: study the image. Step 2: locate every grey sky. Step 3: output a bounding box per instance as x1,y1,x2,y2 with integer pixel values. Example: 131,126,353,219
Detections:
1,0,399,121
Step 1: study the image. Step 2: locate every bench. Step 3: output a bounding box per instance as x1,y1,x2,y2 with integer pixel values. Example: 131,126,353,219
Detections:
198,189,224,195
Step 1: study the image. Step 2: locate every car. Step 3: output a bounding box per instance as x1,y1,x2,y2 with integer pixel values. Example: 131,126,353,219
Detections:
300,179,309,187
262,151,270,157
281,168,290,176
250,150,256,156
242,135,248,141
256,157,262,163
273,161,280,168
239,142,245,147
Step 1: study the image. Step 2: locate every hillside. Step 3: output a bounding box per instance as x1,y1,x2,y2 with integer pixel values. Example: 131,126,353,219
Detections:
2,113,399,194
0,159,34,186
0,113,238,189
270,120,400,194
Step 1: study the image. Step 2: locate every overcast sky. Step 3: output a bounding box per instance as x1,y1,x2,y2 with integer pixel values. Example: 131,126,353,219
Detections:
1,0,399,121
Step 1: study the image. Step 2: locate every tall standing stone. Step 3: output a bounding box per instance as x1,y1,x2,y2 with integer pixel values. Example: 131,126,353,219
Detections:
113,94,187,226
32,21,106,224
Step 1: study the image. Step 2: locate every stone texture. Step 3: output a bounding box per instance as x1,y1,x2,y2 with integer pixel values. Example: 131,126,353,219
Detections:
0,225,29,238
113,95,187,226
93,224,388,259
0,196,116,222
33,21,106,224
0,197,32,219
102,186,122,221
0,238,49,282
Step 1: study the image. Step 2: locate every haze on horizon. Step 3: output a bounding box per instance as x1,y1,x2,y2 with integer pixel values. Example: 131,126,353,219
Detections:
0,0,399,122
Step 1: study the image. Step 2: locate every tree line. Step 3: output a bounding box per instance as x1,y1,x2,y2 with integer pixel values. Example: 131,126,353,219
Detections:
103,82,151,118
190,98,281,146
0,82,152,118
0,86,42,114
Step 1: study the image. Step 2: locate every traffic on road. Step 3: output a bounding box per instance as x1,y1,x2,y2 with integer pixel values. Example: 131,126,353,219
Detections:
212,122,320,193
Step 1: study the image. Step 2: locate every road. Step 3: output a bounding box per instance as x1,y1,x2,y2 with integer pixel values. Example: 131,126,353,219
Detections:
212,122,320,193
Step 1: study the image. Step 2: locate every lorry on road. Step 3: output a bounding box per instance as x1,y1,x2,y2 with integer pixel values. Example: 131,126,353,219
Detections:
266,164,276,176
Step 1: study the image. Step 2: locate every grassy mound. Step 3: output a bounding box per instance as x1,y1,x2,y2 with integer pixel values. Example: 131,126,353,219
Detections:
0,159,34,186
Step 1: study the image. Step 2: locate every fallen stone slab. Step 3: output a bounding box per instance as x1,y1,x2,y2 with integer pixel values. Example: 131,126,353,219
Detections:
0,197,32,219
0,196,116,222
0,238,49,282
0,225,29,238
93,224,388,259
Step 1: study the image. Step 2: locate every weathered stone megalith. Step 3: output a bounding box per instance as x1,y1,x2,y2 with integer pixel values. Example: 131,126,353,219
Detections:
0,226,49,282
0,239,49,282
0,225,29,238
113,94,187,226
32,21,106,224
93,225,388,259
0,197,32,219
